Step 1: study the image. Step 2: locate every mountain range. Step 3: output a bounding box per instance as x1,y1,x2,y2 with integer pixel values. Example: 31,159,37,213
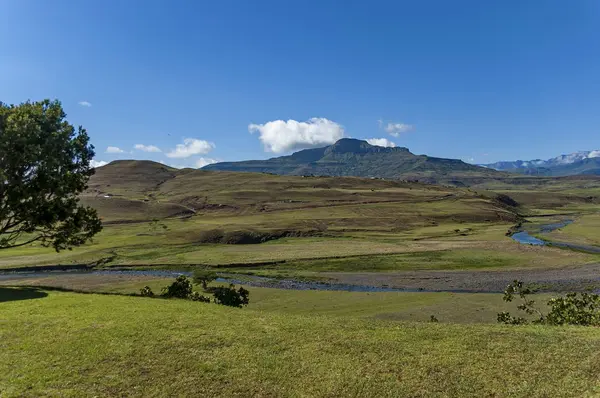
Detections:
482,150,600,176
203,138,500,183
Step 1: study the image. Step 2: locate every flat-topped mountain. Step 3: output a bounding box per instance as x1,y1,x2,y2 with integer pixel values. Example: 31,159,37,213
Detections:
204,138,500,182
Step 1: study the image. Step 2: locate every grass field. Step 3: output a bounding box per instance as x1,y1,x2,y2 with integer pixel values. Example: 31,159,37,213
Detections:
2,288,600,397
545,213,600,246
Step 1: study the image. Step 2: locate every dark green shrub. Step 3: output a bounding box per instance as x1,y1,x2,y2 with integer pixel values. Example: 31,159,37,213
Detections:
193,269,218,290
189,291,211,302
498,280,600,326
140,286,155,297
212,284,250,308
161,275,194,299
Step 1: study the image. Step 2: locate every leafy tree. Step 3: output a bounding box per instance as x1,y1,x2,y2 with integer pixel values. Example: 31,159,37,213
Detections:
212,284,250,308
0,100,101,251
161,275,194,298
497,280,600,326
193,269,218,290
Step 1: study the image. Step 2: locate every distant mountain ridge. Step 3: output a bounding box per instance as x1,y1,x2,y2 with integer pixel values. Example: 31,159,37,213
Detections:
483,150,600,176
203,138,500,182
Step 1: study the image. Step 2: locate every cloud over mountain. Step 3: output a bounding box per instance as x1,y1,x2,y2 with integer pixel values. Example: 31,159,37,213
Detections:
249,118,345,153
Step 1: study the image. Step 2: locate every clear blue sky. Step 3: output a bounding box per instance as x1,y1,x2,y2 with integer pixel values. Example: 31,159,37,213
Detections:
1,0,599,167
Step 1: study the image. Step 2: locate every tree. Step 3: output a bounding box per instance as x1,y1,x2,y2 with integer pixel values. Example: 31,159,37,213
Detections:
0,99,102,251
193,269,218,290
497,280,600,326
212,284,250,308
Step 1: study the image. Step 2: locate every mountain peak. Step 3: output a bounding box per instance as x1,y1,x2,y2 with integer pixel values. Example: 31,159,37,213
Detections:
324,138,410,155
483,150,600,176
326,138,374,154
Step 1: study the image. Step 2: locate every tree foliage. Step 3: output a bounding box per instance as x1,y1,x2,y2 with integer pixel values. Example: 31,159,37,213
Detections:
192,269,218,290
212,284,250,308
0,99,101,251
161,275,194,299
497,280,600,326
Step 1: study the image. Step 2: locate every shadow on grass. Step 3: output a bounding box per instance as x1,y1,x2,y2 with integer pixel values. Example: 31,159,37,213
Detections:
0,287,48,303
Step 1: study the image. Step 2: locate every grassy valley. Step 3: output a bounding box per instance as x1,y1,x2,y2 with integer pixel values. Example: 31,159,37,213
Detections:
2,161,600,397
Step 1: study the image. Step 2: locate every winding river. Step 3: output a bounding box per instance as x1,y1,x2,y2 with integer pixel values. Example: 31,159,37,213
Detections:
511,219,600,254
1,220,598,294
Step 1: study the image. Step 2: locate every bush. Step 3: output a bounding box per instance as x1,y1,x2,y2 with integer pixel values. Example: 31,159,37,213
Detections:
140,286,155,297
161,275,194,299
212,284,250,308
497,280,600,326
189,291,211,302
193,269,218,290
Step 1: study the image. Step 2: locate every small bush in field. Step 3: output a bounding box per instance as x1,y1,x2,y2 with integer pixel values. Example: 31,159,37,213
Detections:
140,286,155,297
189,291,211,302
212,284,250,308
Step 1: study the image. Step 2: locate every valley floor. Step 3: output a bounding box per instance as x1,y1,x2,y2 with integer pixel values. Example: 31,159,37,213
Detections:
2,169,600,396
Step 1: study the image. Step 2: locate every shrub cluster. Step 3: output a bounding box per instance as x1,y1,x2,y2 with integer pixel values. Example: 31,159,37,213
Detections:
139,275,249,308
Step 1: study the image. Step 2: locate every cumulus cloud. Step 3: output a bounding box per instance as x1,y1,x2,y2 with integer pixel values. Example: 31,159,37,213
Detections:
166,138,215,158
366,138,396,148
78,101,92,107
588,150,600,158
134,144,162,153
195,157,218,168
384,123,413,137
106,146,124,153
379,119,414,137
248,117,344,153
90,160,108,168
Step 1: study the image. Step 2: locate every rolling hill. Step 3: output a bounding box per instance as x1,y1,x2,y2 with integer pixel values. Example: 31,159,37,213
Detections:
203,138,502,183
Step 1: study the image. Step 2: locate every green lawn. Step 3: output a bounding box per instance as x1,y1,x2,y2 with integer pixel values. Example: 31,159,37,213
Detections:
1,288,600,397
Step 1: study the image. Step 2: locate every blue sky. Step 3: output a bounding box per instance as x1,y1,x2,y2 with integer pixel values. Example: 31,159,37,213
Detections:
1,0,599,168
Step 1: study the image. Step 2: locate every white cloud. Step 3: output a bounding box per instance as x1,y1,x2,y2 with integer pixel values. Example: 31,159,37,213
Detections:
166,138,215,158
383,122,414,137
195,157,218,168
90,160,108,168
249,117,345,153
366,138,396,148
78,101,92,107
106,146,124,153
588,150,600,158
134,144,162,153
